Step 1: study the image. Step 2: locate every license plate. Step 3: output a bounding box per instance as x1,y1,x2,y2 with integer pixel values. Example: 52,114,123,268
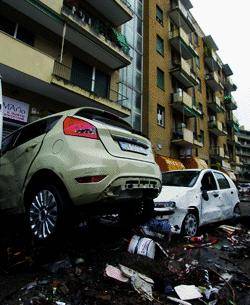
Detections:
119,141,148,155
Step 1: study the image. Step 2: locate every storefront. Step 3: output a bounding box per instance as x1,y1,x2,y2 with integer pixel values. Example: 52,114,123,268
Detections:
2,95,29,138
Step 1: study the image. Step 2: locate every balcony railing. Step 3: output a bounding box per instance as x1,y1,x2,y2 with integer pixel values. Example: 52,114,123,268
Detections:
224,95,237,110
170,58,198,87
206,72,224,91
210,146,225,158
52,61,128,107
207,96,225,113
172,127,194,146
62,5,130,56
224,77,237,91
208,120,227,136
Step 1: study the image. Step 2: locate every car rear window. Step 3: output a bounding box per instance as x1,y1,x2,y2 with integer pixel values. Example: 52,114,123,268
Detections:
75,108,133,132
162,171,200,187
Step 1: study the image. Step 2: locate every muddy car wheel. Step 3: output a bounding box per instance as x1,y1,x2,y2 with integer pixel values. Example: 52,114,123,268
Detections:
26,184,66,242
181,213,198,237
233,204,241,218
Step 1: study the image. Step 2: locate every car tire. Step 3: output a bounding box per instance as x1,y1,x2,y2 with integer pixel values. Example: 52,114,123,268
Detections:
26,183,69,243
120,198,154,225
181,212,199,237
233,203,241,218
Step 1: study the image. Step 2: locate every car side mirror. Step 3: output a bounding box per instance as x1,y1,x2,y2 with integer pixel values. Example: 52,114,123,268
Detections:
202,189,209,201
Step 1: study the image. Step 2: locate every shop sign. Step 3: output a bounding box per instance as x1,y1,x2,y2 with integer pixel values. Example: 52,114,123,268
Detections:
3,96,29,123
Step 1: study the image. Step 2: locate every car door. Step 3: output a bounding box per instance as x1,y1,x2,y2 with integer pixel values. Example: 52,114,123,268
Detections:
200,171,222,224
213,172,236,219
0,130,21,210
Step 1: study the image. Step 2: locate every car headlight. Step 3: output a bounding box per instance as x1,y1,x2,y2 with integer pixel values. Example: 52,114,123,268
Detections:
155,201,176,209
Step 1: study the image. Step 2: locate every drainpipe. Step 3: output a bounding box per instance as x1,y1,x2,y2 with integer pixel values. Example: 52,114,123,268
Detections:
60,23,67,63
0,74,3,150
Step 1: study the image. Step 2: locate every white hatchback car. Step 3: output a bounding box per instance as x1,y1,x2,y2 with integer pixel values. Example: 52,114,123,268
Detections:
154,169,240,236
0,107,161,241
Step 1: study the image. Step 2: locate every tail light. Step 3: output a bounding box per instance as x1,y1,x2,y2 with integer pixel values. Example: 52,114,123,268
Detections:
63,116,99,140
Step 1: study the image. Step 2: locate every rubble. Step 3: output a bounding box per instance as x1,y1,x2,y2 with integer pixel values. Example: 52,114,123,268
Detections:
0,215,249,305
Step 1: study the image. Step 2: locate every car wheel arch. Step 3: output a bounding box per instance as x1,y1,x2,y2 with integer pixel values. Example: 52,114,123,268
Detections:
23,169,72,208
187,206,200,224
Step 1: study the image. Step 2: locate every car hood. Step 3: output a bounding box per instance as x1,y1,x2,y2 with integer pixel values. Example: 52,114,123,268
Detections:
154,186,190,203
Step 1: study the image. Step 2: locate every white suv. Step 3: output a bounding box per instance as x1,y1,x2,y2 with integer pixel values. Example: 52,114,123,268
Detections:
0,108,161,240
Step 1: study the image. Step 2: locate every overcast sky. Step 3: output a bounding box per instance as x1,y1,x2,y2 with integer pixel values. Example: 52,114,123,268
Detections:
191,0,250,130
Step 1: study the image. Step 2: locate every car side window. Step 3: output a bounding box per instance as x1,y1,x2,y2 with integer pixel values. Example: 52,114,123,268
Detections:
14,116,61,148
214,172,231,189
1,131,20,155
201,172,217,191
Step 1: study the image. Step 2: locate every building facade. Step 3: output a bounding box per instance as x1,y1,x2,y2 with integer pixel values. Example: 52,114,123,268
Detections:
0,0,133,137
237,128,250,182
143,0,239,177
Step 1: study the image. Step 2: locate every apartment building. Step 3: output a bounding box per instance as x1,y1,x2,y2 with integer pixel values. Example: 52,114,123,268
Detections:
237,128,250,182
0,0,132,137
143,0,239,177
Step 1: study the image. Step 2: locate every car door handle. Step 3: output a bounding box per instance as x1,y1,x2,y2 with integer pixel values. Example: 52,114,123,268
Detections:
213,193,219,198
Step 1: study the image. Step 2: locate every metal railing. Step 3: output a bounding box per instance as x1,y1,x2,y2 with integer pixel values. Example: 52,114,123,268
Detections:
210,146,224,157
62,4,130,56
52,61,128,106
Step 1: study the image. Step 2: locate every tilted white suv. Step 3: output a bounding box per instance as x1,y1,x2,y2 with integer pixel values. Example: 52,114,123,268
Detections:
0,108,161,240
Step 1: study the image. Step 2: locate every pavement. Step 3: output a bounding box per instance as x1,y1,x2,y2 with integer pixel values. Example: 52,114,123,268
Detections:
0,201,249,305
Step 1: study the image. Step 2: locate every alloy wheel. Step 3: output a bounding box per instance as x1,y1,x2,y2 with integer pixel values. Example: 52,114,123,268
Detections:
184,213,198,236
29,190,58,240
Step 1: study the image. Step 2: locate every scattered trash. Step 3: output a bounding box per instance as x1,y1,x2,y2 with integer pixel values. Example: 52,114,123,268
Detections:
104,265,129,283
128,235,156,259
174,284,203,300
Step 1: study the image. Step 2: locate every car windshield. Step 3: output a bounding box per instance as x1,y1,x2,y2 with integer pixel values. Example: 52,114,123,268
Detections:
162,171,200,187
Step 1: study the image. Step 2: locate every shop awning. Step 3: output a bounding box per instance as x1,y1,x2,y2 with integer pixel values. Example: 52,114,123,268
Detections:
182,157,208,169
155,155,185,172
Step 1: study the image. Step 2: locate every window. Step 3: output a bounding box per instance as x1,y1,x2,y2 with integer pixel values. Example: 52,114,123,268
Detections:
201,172,217,191
1,131,20,155
214,172,231,189
71,58,93,92
195,56,200,70
16,25,34,46
157,104,165,127
194,32,199,46
156,35,164,56
157,68,165,90
162,171,200,187
95,69,110,98
156,5,163,25
0,16,15,36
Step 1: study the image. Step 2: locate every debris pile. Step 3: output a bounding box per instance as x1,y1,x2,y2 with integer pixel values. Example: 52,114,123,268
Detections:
0,219,249,305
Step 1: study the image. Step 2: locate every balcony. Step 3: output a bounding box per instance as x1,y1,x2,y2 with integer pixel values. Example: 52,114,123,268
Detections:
224,95,237,111
169,28,198,60
205,48,220,72
169,0,195,34
227,115,240,131
207,96,225,113
193,134,204,148
171,90,201,117
228,135,241,147
223,64,233,77
172,127,194,147
208,120,228,136
0,31,54,83
61,5,131,69
3,0,131,70
224,77,237,92
205,72,224,92
210,146,225,160
51,61,130,116
83,0,133,26
231,156,243,166
170,58,198,88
